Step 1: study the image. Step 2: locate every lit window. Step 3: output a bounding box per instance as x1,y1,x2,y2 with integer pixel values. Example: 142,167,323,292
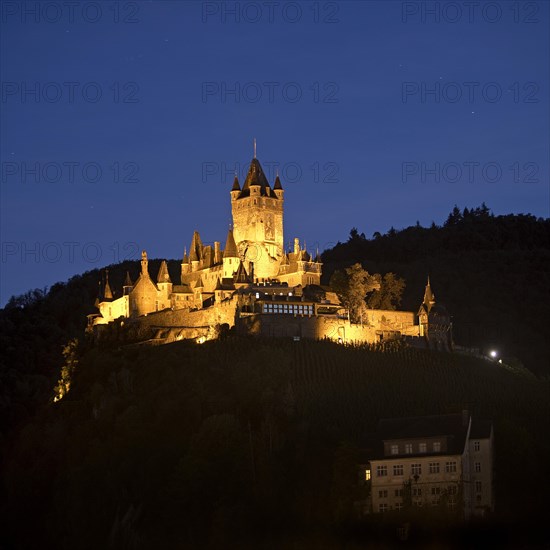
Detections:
475,481,482,493
433,441,441,452
393,465,404,476
390,444,399,455
475,462,481,473
429,462,440,474
445,461,457,473
365,469,371,481
405,443,413,454
378,490,388,498
419,443,427,453
473,441,480,452
377,465,388,477
411,463,422,476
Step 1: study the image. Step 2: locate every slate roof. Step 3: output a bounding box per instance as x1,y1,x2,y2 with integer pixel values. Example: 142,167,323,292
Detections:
238,158,277,198
157,260,171,283
223,229,238,258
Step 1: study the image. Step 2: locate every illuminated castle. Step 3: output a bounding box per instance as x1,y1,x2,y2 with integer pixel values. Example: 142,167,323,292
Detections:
91,152,322,325
90,150,451,348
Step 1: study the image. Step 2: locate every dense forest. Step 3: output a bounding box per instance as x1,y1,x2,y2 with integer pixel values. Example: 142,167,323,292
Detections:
1,205,549,548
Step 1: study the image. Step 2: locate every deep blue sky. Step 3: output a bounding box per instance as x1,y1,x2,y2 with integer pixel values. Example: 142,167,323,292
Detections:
1,0,549,304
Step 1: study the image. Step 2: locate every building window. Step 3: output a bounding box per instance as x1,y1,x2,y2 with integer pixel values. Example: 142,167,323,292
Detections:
377,465,388,477
411,463,422,476
378,490,388,498
475,481,482,493
395,502,404,511
429,462,440,474
431,487,441,495
365,469,371,481
405,443,413,454
395,489,403,497
475,462,481,473
390,444,399,455
433,441,441,452
379,503,388,513
448,485,458,495
419,442,427,453
412,487,422,497
393,465,404,476
474,441,480,452
445,461,457,473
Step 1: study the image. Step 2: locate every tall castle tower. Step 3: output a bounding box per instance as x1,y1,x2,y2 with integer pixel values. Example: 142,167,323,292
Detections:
230,148,284,280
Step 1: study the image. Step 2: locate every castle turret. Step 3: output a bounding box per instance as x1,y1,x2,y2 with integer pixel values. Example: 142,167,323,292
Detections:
230,174,240,201
223,228,239,279
214,241,222,264
141,250,149,275
181,248,190,277
294,237,300,255
189,231,202,272
273,173,284,200
123,271,133,295
103,269,113,301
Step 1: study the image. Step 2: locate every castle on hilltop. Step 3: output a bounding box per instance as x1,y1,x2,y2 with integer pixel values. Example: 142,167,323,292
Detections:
89,151,452,348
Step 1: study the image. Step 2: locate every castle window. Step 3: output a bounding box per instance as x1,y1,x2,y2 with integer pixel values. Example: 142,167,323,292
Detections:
473,441,480,452
379,503,388,513
378,490,388,498
376,465,388,477
475,481,482,493
429,462,440,474
365,469,371,481
390,444,399,455
405,443,413,454
433,441,441,452
475,462,481,473
411,463,422,476
419,443,427,453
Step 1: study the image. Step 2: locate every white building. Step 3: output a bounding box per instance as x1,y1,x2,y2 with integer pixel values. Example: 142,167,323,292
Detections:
362,412,493,518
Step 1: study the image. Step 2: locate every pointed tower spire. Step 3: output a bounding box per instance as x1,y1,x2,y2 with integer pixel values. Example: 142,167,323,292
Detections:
223,228,238,258
253,137,256,159
103,269,113,300
157,260,171,283
124,271,133,287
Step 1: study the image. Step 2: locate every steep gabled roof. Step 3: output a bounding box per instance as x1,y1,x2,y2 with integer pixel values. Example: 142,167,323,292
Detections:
234,260,251,284
103,270,113,301
124,271,133,287
223,229,238,258
238,158,277,198
157,260,171,283
189,231,203,262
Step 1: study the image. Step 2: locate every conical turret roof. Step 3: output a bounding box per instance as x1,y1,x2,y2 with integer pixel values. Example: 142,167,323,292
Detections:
124,271,133,287
231,175,240,191
223,228,238,258
189,231,202,262
274,174,283,190
103,269,113,301
157,260,171,283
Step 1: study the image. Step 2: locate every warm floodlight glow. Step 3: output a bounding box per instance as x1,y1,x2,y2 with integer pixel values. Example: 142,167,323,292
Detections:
196,336,206,344
489,350,498,358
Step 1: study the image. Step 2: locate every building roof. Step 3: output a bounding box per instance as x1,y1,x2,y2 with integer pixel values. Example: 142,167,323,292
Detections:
234,261,251,284
274,174,283,190
239,158,277,198
157,260,171,283
223,228,238,258
103,270,113,301
231,175,240,191
124,271,133,287
469,417,493,439
373,413,470,458
189,231,202,262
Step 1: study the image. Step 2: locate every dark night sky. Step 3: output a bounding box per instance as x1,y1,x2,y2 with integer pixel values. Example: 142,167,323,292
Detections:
1,0,549,305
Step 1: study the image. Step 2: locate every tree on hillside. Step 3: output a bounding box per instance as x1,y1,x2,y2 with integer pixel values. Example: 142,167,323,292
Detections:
329,263,380,323
366,272,406,310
